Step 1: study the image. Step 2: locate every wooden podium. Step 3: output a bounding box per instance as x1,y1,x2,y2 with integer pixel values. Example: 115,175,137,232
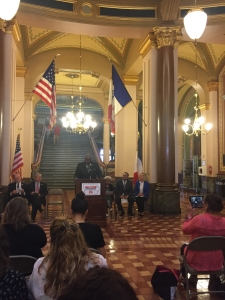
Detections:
75,179,107,227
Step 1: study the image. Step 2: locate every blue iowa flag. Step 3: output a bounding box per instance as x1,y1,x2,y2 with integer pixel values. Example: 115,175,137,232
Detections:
112,65,132,115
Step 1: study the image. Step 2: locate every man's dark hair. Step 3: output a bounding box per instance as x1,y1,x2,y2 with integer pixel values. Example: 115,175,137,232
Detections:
71,193,88,215
58,266,138,300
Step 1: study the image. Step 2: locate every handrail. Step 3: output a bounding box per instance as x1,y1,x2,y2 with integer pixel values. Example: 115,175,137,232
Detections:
88,132,107,173
31,125,46,177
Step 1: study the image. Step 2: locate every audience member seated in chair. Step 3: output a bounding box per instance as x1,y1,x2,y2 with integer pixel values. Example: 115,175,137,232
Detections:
181,193,225,286
104,176,114,212
0,226,29,300
26,173,48,222
7,174,27,202
114,172,134,216
71,191,106,257
58,266,138,300
134,173,150,216
1,197,47,259
28,215,107,300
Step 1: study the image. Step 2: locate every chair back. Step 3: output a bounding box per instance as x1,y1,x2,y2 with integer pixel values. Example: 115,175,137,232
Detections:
10,255,37,276
185,236,225,254
48,188,64,195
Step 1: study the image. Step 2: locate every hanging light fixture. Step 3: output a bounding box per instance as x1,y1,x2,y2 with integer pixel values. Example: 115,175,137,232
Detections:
182,42,212,136
183,0,207,40
0,0,20,21
61,36,97,134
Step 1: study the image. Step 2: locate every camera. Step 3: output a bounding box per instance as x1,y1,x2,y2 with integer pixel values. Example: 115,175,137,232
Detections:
189,195,204,208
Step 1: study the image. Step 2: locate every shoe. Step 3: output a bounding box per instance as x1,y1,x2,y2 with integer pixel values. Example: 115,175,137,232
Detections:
128,213,135,216
119,211,125,216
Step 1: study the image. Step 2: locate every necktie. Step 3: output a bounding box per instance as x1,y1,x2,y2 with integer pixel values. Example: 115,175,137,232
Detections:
35,182,40,193
17,183,19,188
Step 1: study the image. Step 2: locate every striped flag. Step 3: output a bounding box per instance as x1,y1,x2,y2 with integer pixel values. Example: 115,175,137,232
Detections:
11,134,24,178
133,150,143,185
112,65,132,115
33,60,56,129
108,80,115,134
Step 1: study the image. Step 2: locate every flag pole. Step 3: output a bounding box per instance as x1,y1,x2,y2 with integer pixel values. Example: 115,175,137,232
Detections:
12,54,60,122
131,99,147,127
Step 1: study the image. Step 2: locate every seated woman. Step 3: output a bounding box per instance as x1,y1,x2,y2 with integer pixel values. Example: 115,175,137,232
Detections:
133,173,150,216
104,176,114,211
181,193,225,283
0,226,29,300
29,215,107,300
71,192,106,257
1,197,47,258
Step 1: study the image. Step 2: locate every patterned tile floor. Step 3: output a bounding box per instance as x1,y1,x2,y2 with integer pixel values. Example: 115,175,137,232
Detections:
34,190,222,300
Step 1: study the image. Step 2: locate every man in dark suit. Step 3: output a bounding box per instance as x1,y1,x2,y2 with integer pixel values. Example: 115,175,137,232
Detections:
114,172,134,216
26,173,48,222
7,174,26,201
74,154,102,180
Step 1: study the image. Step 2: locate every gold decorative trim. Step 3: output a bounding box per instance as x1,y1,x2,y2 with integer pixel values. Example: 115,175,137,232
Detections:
56,0,74,3
0,19,6,32
12,19,21,43
198,103,210,110
139,32,157,57
123,75,139,85
153,26,182,49
218,65,225,172
179,5,225,20
207,81,219,92
80,2,93,17
16,67,27,78
96,4,157,21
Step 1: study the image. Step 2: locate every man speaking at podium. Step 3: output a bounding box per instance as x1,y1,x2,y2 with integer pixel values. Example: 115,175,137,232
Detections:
74,154,102,180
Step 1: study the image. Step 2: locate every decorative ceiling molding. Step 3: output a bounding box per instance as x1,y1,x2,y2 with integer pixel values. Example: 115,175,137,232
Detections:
160,0,180,22
197,43,216,76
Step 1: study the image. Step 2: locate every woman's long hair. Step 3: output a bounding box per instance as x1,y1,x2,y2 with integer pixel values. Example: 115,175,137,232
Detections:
0,226,10,277
2,197,31,231
39,215,91,298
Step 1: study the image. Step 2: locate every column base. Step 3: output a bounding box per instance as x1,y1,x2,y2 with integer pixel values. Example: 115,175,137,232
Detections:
151,183,181,215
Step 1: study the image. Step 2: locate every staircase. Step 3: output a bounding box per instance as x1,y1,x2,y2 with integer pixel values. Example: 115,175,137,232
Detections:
39,130,96,189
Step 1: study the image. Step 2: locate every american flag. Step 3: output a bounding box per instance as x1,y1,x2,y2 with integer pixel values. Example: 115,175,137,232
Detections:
11,134,24,178
33,60,56,129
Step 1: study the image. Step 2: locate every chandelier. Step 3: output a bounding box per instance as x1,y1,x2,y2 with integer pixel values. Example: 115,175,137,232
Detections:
0,0,20,21
182,42,212,136
61,36,97,134
183,0,207,40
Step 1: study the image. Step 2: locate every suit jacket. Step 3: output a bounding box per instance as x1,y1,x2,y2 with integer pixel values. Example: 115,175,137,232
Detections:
134,180,150,199
7,182,27,200
74,162,102,179
26,181,48,200
114,179,133,197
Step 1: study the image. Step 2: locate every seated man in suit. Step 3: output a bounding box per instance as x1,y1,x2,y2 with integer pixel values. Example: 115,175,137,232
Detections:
74,154,102,180
114,172,134,216
7,174,26,202
26,173,48,222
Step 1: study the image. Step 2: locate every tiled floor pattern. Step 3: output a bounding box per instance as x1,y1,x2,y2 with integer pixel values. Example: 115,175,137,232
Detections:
34,191,221,299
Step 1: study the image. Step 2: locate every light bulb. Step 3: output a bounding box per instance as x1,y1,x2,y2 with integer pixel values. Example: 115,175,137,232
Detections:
0,0,20,21
183,8,207,40
184,119,191,125
182,124,189,132
205,123,212,131
198,116,205,125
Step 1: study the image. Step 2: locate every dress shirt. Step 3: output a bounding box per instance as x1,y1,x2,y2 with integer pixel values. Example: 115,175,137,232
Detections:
35,182,40,193
139,181,144,195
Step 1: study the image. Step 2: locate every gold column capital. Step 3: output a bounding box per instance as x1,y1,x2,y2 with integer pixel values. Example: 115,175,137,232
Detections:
102,117,109,124
207,81,219,92
153,26,182,49
139,32,157,57
0,19,6,32
17,67,27,78
123,75,139,86
199,103,210,111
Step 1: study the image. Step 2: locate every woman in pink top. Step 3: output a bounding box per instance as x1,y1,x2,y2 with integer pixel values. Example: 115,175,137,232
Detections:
181,193,225,284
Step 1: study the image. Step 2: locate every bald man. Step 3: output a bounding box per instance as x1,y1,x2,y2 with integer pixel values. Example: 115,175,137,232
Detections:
74,154,102,180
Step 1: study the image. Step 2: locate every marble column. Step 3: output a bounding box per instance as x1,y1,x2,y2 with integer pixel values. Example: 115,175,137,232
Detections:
152,26,182,214
103,120,110,164
0,22,17,186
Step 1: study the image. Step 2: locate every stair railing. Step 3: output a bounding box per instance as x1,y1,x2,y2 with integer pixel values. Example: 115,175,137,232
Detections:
31,125,46,178
88,132,107,176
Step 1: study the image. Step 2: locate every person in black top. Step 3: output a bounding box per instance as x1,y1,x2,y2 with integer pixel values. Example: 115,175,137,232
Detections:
1,197,47,258
0,226,29,300
74,154,102,180
71,191,106,257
